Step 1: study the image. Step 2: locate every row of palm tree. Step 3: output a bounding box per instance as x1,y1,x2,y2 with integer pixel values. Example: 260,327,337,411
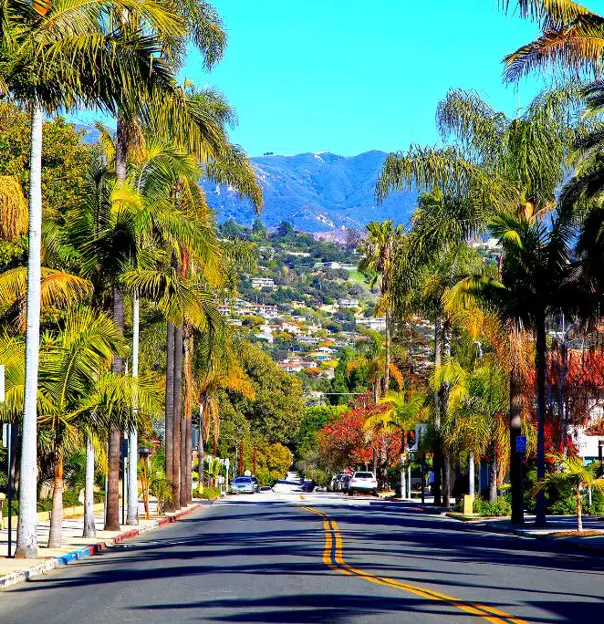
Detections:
356,0,604,525
0,0,262,558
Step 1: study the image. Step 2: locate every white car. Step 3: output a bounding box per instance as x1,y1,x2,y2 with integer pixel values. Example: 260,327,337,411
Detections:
230,477,256,494
348,471,378,496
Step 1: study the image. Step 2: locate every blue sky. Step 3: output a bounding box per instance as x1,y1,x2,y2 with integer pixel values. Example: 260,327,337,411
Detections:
182,0,550,157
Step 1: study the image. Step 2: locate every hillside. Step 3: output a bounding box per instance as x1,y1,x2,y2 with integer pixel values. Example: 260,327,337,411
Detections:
204,150,417,232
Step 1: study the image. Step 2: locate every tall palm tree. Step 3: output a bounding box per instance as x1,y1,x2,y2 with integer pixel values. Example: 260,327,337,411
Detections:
358,221,404,394
449,208,583,524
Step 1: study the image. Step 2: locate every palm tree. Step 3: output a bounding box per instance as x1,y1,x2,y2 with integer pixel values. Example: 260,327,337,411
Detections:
358,221,404,394
534,455,604,532
499,1,604,81
39,308,122,547
369,389,426,435
450,208,583,524
346,331,404,405
433,355,508,502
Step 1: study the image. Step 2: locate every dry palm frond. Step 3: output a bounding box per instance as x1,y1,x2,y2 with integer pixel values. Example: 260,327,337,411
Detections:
0,267,92,331
0,176,28,241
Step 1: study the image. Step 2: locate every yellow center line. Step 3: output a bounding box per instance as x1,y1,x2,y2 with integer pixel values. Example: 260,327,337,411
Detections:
298,505,529,624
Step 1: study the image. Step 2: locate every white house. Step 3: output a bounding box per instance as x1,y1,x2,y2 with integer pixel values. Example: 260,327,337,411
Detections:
357,317,387,331
251,277,276,290
338,298,360,309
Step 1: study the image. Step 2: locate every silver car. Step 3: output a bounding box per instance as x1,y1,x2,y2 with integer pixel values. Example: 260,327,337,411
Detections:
230,476,256,494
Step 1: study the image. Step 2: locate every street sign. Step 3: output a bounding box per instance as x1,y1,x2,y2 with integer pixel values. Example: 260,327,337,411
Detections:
515,436,527,453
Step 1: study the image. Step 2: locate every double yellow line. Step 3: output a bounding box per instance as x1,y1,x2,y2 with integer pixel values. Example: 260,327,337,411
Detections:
299,505,528,624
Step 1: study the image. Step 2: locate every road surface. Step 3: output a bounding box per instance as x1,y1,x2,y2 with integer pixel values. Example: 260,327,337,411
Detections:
1,494,603,622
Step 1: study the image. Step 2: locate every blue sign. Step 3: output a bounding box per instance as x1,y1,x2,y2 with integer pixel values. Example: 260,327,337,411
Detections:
515,436,527,453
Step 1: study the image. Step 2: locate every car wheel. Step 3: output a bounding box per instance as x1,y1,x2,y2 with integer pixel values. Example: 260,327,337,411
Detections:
348,490,353,496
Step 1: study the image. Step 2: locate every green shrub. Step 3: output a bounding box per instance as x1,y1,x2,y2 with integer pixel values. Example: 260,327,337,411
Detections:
194,486,221,500
473,496,511,517
586,491,604,516
549,495,577,515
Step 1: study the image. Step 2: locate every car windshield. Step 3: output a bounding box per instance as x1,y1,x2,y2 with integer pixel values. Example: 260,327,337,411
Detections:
233,478,251,483
354,472,374,479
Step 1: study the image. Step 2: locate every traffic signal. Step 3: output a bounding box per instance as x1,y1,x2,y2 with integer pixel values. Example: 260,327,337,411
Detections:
406,431,416,451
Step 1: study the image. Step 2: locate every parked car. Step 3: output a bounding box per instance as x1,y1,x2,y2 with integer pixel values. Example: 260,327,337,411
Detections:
332,473,349,492
339,474,351,492
348,471,378,496
250,476,260,492
230,476,256,494
300,480,316,492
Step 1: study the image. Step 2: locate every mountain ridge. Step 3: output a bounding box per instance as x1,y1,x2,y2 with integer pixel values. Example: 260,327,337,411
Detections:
202,150,417,232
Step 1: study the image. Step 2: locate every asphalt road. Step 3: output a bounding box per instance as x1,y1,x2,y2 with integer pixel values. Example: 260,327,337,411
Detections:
1,494,603,623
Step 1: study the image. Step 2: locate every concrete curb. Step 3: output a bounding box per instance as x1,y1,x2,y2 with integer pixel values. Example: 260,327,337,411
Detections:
0,504,203,590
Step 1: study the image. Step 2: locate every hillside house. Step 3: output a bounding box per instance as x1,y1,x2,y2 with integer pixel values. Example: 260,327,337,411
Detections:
251,277,276,290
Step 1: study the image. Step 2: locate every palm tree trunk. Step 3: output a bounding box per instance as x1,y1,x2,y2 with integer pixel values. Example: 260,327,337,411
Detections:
384,309,391,393
105,287,124,531
83,436,96,538
105,117,127,532
197,405,204,492
181,329,193,507
432,315,443,506
186,413,193,504
15,101,43,559
440,320,452,508
165,322,175,511
47,447,64,549
180,408,187,508
442,456,452,508
173,326,184,509
126,291,140,525
535,313,547,526
489,442,498,503
510,365,524,525
238,439,244,476
468,452,475,498
577,489,583,533
115,117,128,183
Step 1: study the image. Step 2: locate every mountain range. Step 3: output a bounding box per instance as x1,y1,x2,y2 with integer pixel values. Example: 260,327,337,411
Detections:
76,125,417,232
204,150,417,232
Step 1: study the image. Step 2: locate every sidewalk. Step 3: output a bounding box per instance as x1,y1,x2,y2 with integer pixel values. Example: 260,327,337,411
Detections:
0,499,205,590
450,513,604,556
